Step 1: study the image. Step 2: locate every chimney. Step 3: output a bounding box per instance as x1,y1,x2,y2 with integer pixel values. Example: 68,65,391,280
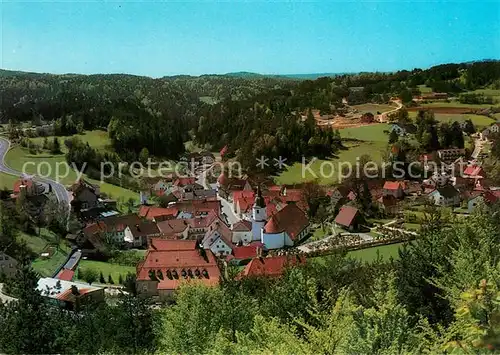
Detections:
135,224,140,232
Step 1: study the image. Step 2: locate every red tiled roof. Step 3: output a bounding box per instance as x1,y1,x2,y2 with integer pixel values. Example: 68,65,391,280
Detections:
139,206,179,220
149,239,197,251
232,219,252,232
383,181,404,190
334,205,359,228
173,177,196,187
157,219,190,236
464,165,484,177
232,243,263,260
56,269,75,281
232,190,255,201
263,203,309,240
483,191,500,204
13,178,34,193
137,239,220,290
241,255,305,278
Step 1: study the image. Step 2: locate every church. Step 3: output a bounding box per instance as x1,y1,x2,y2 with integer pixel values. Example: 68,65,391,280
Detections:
250,187,310,250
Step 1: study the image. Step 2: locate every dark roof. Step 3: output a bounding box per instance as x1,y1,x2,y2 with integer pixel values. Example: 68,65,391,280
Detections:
254,186,266,208
334,205,359,227
130,222,161,237
436,185,460,198
263,204,309,240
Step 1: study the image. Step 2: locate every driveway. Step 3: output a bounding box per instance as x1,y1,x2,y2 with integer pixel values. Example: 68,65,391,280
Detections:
0,137,70,206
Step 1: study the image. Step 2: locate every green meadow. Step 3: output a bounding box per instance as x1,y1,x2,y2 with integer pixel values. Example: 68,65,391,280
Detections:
276,124,389,185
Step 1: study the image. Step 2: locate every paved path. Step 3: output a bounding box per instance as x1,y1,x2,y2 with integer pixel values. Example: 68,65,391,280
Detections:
0,137,70,206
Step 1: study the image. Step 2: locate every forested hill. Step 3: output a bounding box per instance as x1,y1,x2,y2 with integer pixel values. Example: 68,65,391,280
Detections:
2,60,499,162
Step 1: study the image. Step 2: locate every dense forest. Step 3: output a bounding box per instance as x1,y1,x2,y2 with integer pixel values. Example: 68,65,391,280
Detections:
0,201,499,353
2,60,499,164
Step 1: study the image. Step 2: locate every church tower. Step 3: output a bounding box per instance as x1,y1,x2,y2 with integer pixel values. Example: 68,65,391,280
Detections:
251,186,267,241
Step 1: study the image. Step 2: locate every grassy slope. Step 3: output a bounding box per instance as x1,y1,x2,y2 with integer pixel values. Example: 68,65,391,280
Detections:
77,260,136,282
409,112,495,128
17,229,71,277
31,130,112,153
0,173,18,190
276,124,389,185
351,103,396,114
347,242,404,262
5,146,138,200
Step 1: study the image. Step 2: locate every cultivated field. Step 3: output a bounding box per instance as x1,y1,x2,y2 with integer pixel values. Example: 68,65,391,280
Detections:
351,103,397,114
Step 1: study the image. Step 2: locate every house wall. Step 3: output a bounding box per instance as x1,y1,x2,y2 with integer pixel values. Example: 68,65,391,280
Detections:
261,232,293,250
430,193,460,207
468,197,483,213
383,187,403,198
232,230,252,244
0,253,18,278
251,221,265,241
209,238,232,256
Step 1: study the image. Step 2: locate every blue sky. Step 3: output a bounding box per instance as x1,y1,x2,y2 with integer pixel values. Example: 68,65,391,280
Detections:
1,1,499,77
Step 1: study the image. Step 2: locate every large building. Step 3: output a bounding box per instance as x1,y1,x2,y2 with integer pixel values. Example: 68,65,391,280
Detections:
136,239,220,299
250,188,310,250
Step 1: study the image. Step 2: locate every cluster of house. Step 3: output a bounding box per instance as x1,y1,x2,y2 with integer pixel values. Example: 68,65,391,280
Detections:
328,148,500,232
66,173,312,299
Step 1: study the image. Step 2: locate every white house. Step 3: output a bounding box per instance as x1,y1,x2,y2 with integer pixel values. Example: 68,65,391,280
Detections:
201,228,233,256
231,220,253,244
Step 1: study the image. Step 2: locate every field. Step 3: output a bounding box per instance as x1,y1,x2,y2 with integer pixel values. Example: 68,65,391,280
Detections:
77,260,136,283
276,124,389,185
5,146,138,200
408,112,495,128
351,103,397,114
30,130,112,153
17,229,71,277
32,249,69,277
347,242,405,262
0,173,18,190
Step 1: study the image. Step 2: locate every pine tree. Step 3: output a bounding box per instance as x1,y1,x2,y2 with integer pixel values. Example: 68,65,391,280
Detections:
99,271,105,284
108,274,114,284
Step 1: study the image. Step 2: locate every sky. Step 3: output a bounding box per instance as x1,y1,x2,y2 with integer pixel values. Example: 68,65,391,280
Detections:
1,1,499,77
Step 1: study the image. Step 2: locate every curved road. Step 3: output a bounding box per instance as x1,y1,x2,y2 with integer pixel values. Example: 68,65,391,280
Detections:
0,137,70,207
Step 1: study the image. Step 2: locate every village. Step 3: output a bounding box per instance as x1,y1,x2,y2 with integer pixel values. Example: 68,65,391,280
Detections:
2,112,500,309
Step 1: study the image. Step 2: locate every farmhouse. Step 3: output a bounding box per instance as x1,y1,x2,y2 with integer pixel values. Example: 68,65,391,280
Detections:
334,205,365,232
390,123,417,136
383,181,405,198
463,165,486,179
70,179,100,211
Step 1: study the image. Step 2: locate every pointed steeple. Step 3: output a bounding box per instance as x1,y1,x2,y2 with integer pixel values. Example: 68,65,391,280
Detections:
254,186,265,208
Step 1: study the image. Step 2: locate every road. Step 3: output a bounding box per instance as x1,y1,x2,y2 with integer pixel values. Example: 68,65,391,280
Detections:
377,99,403,123
0,137,70,208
